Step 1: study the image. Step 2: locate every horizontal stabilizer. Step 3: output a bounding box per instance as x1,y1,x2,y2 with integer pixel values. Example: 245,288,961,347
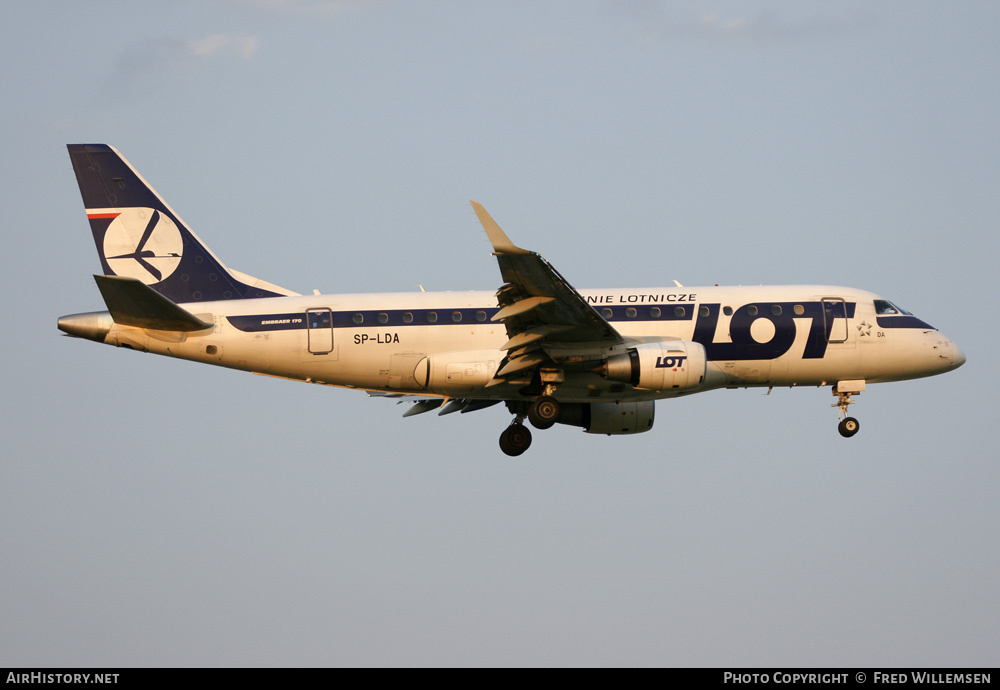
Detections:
94,275,213,331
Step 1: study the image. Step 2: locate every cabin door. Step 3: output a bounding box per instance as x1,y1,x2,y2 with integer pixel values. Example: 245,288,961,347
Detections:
823,298,850,344
306,308,334,354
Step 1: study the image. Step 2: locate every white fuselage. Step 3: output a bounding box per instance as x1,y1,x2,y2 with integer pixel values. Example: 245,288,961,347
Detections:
86,284,965,402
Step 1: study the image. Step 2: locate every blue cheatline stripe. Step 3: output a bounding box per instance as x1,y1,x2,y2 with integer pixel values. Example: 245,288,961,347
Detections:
227,301,873,334
226,304,699,332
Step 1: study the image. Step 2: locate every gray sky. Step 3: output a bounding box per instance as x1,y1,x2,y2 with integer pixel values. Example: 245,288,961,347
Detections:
1,0,996,667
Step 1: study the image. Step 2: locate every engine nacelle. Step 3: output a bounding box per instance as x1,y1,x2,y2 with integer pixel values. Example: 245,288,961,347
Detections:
557,401,656,435
416,349,502,393
602,341,707,392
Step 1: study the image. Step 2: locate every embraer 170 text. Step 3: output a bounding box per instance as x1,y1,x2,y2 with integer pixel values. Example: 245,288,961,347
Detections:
58,145,966,456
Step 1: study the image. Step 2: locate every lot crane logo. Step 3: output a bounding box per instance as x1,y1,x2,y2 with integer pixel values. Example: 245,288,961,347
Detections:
101,207,183,284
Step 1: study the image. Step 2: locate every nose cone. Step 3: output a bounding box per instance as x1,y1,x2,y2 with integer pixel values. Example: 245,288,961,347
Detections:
58,311,113,343
933,334,966,373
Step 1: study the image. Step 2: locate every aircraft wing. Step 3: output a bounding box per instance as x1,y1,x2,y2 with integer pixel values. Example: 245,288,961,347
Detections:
471,202,624,383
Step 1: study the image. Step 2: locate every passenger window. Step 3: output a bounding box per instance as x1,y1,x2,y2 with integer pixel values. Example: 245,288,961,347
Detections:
377,312,389,324
626,307,637,318
452,311,462,322
747,306,758,317
352,313,364,325
475,310,487,322
402,312,413,324
699,306,709,317
771,305,782,316
426,312,438,323
602,308,613,319
794,304,805,316
723,306,733,316
674,306,685,317
650,307,661,318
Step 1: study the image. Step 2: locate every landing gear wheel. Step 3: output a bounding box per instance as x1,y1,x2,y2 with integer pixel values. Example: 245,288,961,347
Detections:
499,423,532,456
527,395,560,430
838,417,860,438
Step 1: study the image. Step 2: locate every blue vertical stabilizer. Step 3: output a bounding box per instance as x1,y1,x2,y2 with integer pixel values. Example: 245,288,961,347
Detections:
67,144,297,303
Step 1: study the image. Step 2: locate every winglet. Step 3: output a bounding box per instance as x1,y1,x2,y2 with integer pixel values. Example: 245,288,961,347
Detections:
470,201,532,255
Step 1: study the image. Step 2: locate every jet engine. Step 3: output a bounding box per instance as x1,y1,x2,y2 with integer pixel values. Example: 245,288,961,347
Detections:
556,400,655,435
600,341,707,392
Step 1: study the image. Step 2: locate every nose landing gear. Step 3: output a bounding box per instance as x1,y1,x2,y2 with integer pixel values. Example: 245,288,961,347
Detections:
832,380,865,438
837,416,860,438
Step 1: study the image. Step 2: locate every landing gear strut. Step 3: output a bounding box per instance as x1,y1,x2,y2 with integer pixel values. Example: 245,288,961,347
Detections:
832,381,864,438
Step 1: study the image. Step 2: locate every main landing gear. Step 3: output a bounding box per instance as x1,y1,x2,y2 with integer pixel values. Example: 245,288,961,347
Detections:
498,394,563,456
499,418,532,456
527,395,560,430
500,420,531,457
832,382,864,438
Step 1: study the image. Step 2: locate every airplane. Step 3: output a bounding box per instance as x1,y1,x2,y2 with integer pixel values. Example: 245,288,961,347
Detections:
58,144,966,456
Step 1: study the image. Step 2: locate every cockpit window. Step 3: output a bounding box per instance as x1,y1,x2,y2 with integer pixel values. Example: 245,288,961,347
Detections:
874,299,912,316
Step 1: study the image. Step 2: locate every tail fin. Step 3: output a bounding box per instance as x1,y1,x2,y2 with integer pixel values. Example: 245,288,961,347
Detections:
67,144,298,303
